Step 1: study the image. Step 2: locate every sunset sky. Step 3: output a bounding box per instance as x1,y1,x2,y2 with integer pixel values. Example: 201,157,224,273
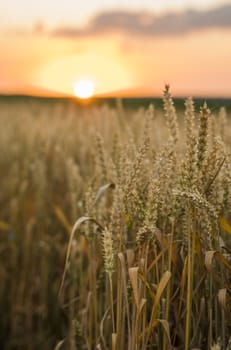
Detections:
0,0,231,97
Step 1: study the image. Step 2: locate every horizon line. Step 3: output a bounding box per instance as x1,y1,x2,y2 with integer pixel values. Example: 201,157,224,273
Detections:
0,92,231,100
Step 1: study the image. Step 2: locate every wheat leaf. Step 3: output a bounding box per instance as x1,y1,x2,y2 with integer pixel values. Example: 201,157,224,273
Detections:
94,183,115,204
59,216,104,298
220,216,231,236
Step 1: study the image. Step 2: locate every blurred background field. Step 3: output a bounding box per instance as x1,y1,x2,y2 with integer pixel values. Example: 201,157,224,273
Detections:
1,95,231,111
0,92,231,349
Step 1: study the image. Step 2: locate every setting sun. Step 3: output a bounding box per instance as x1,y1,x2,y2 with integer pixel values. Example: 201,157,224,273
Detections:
73,79,95,99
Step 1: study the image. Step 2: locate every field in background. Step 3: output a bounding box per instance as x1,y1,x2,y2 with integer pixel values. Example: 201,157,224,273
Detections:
1,94,231,112
0,90,231,349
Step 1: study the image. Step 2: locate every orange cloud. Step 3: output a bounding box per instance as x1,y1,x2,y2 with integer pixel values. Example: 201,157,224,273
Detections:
51,4,231,38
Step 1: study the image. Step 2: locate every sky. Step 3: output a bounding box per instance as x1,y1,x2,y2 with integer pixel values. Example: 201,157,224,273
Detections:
0,0,231,97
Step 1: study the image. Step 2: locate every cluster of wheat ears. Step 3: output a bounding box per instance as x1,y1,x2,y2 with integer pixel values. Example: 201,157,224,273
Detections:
0,87,231,349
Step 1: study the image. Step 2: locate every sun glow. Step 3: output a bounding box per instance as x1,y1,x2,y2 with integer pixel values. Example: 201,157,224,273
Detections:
73,79,95,99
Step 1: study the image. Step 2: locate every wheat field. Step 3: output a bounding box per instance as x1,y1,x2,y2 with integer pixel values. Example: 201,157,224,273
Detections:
0,87,231,349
